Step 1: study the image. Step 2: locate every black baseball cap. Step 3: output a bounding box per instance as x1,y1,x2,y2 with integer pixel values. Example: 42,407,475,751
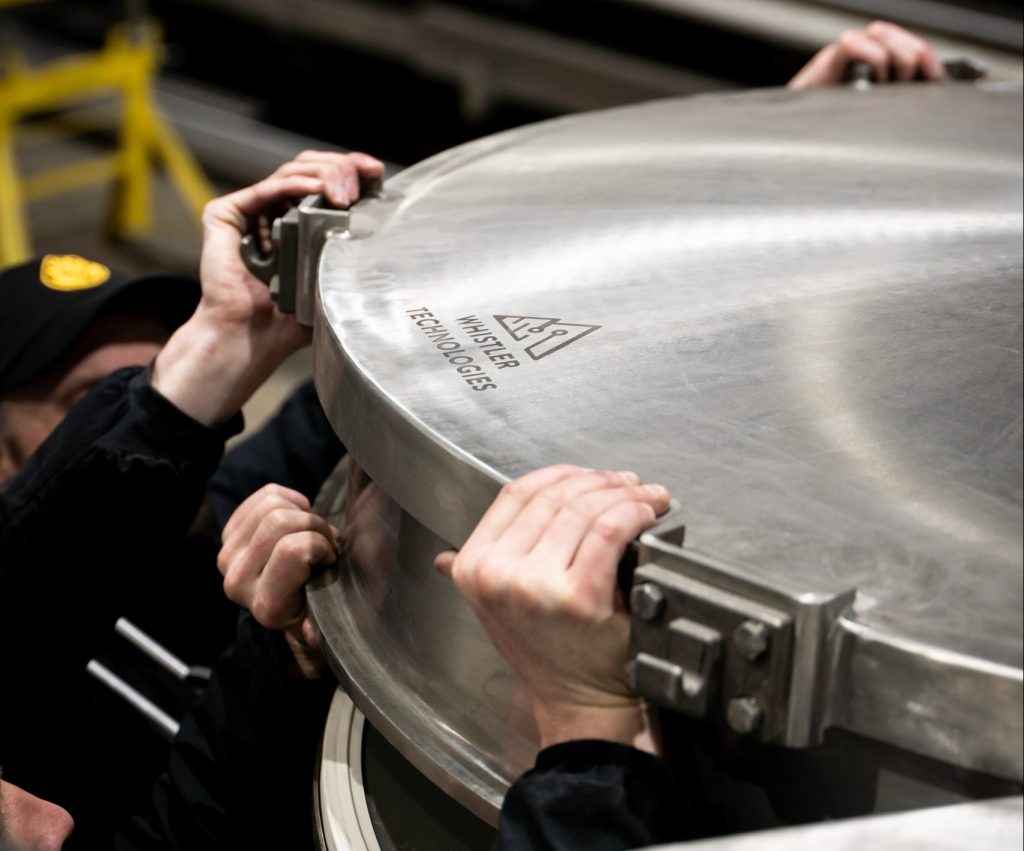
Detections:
0,254,200,396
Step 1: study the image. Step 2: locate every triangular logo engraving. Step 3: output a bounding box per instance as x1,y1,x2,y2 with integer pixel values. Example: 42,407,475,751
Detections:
494,314,600,360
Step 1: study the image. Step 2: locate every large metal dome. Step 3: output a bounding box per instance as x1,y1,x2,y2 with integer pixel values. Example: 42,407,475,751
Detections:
308,81,1023,827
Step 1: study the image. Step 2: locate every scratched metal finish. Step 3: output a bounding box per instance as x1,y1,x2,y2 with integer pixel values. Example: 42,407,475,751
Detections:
309,82,1023,818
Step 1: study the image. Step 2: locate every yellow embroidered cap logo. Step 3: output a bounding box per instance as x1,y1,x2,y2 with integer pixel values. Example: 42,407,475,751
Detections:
38,254,112,292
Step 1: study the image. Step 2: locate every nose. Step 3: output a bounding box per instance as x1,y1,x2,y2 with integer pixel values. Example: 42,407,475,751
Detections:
31,802,75,851
0,780,75,851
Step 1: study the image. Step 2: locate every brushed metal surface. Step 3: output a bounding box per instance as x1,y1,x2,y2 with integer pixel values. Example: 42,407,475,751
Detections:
309,82,1023,819
310,462,527,825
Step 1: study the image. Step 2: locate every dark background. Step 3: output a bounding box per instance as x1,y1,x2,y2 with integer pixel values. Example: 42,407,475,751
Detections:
7,0,1022,167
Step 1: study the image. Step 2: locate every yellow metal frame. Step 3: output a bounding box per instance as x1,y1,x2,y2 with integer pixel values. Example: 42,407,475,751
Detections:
0,20,213,265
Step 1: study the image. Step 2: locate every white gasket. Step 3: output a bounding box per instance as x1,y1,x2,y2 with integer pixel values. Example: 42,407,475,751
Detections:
319,689,383,851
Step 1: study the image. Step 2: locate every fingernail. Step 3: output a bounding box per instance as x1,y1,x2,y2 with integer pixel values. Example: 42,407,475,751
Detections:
344,176,359,199
332,183,349,204
643,484,669,500
617,470,641,484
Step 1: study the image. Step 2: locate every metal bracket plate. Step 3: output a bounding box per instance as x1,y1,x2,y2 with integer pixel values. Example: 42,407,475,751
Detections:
627,515,855,746
846,56,988,88
240,178,382,325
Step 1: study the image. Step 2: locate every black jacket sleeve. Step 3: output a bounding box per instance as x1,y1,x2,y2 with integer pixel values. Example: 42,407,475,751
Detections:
0,366,239,670
495,741,689,851
114,613,336,851
205,380,346,537
0,367,242,840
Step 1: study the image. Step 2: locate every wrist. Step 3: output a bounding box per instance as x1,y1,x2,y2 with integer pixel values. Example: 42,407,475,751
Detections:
152,304,304,426
533,698,662,756
152,312,247,425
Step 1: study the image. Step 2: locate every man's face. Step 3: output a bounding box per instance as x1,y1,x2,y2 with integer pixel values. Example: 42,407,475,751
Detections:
0,310,169,482
0,779,74,851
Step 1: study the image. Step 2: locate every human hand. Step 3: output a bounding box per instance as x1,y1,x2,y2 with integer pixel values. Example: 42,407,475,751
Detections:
435,465,670,753
152,151,385,425
196,150,384,331
788,21,944,90
218,483,340,676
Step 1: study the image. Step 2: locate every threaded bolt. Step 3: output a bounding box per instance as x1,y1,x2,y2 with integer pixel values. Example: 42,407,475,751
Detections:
727,696,764,735
631,583,666,621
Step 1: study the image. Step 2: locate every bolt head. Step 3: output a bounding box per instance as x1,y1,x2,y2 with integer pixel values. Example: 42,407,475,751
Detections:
733,619,770,661
630,583,666,621
623,659,638,690
726,696,764,735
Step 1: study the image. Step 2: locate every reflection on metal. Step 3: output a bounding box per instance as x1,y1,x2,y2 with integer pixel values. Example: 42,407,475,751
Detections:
309,82,1023,825
658,795,1023,850
310,461,524,825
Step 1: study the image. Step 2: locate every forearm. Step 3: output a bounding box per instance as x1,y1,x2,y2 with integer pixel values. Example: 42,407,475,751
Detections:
151,152,385,427
151,303,308,428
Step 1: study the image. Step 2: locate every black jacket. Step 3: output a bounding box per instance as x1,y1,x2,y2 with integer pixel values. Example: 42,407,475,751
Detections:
496,741,689,851
114,612,335,851
1,367,685,851
0,368,238,843
0,369,342,848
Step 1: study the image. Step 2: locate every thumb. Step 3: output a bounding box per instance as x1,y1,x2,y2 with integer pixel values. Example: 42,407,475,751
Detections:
434,549,457,578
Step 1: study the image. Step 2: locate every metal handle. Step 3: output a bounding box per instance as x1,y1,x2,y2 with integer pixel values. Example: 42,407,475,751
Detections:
115,617,211,686
86,617,214,740
239,173,385,323
846,56,988,89
240,225,279,287
87,659,181,739
616,499,685,605
239,175,383,325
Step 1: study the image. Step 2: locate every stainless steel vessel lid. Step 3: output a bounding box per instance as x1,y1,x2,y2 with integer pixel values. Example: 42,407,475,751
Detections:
310,82,1024,818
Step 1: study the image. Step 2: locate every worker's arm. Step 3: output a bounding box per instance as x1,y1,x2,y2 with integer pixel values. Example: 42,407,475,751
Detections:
152,152,384,426
788,21,944,89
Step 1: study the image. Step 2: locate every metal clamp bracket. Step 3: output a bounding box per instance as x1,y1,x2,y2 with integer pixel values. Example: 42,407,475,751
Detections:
241,177,383,325
626,514,855,746
846,56,987,89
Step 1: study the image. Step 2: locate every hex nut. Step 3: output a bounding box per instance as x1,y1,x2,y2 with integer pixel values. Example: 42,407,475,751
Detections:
727,696,764,735
733,620,770,662
630,583,666,621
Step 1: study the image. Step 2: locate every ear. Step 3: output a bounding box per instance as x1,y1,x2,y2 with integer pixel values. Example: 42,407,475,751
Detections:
0,403,19,483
